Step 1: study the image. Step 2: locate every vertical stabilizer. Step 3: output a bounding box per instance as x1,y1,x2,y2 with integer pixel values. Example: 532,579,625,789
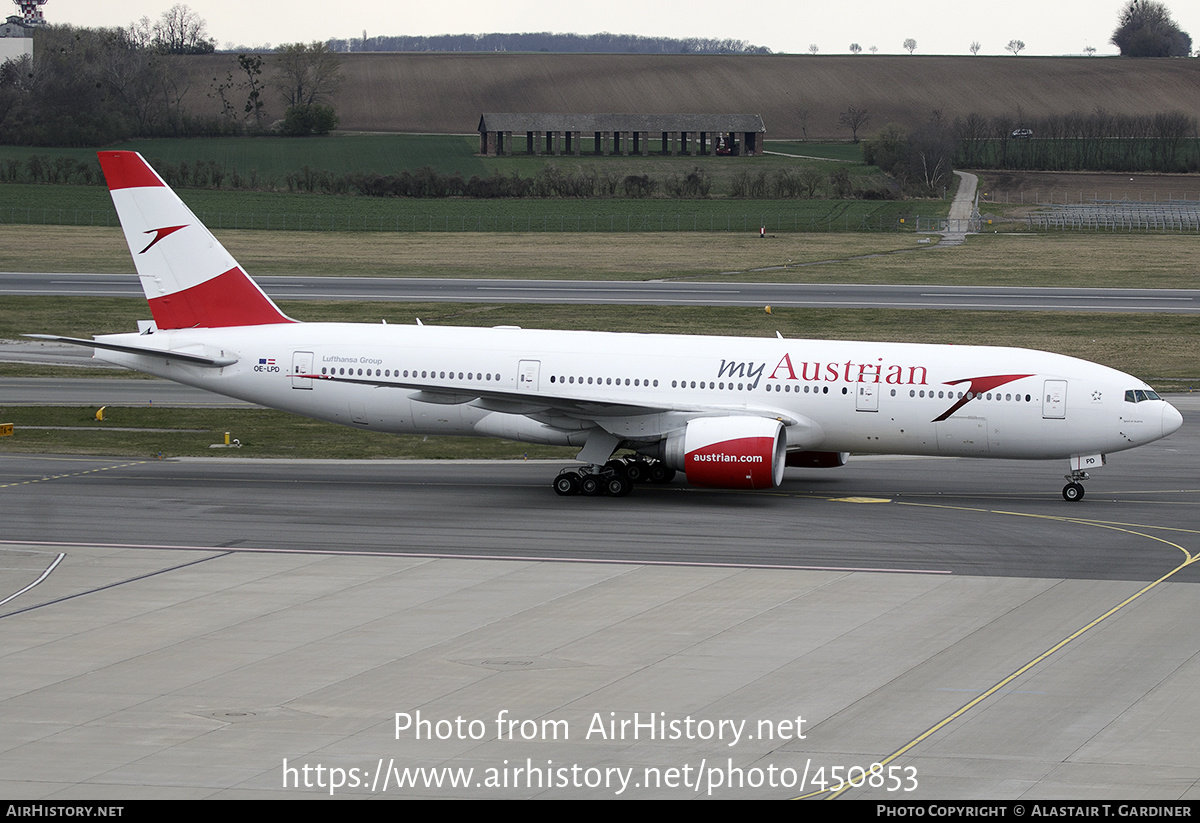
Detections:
98,151,294,329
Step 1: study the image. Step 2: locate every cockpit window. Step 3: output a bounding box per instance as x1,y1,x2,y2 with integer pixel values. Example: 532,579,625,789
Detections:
1125,389,1162,403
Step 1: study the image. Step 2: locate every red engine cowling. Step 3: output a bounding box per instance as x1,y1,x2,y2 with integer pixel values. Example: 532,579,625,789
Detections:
662,417,786,489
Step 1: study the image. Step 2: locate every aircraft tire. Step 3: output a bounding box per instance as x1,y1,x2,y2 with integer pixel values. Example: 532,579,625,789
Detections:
580,476,602,496
623,461,647,483
554,472,580,496
1062,482,1085,502
604,474,632,497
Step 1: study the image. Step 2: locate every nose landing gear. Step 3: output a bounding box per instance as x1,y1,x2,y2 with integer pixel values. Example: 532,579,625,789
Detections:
1062,470,1089,502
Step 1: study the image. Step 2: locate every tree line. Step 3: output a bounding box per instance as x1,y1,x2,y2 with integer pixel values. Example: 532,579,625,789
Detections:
0,154,894,202
952,110,1199,173
859,114,957,197
326,32,771,55
0,23,342,146
854,108,1199,195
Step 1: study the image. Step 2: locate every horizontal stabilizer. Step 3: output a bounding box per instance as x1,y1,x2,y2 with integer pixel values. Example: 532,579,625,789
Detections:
23,334,238,367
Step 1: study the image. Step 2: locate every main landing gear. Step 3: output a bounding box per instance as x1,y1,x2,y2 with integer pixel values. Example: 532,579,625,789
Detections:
1062,470,1089,502
552,457,677,497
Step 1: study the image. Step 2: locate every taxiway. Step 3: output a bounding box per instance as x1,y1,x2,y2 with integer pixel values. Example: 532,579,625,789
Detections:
1,399,1197,798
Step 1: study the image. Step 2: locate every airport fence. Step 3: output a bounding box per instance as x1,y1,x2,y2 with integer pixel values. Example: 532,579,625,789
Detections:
15,204,1199,234
0,207,925,234
985,190,1200,205
1026,202,1200,233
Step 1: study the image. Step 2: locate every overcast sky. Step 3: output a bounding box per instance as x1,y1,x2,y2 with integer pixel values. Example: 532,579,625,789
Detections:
39,0,1200,56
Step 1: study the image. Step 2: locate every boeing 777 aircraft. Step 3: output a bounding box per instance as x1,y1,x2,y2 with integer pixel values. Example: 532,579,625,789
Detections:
31,152,1183,499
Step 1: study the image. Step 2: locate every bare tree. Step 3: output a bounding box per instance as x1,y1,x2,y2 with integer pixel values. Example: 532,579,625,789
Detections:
849,43,862,54
969,41,981,55
869,45,878,54
903,38,917,54
838,106,870,142
101,39,184,134
808,43,819,55
238,54,267,128
152,4,214,54
274,42,343,107
126,17,154,50
796,107,810,140
798,166,824,197
909,115,955,194
209,69,237,124
953,111,990,166
1005,39,1026,55
1084,45,1097,56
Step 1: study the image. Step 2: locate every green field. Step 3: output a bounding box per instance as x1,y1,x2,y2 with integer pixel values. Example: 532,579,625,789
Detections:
0,133,941,233
762,142,862,162
0,134,484,180
0,182,929,233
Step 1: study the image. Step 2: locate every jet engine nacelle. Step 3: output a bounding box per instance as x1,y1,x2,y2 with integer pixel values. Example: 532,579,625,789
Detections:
785,451,849,469
661,416,787,489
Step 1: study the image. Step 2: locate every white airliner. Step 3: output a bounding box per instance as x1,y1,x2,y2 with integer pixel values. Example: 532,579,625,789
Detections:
32,151,1183,500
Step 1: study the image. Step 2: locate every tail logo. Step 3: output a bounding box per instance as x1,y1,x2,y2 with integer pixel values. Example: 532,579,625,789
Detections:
139,225,188,254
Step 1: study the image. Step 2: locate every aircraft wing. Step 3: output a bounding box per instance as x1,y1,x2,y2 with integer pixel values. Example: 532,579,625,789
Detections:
298,371,802,428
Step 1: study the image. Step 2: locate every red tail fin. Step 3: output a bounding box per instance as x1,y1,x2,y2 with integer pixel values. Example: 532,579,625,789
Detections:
98,151,294,329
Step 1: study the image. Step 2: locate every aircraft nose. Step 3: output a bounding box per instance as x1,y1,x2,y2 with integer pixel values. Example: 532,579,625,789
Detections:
1163,402,1184,438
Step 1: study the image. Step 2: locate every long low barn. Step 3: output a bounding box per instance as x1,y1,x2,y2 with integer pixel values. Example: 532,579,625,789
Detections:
478,113,766,157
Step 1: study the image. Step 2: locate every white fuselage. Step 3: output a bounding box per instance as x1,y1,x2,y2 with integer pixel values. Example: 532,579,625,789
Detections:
92,322,1180,462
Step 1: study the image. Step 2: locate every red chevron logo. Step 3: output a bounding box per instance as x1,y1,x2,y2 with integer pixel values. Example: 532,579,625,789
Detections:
932,374,1034,422
139,224,187,254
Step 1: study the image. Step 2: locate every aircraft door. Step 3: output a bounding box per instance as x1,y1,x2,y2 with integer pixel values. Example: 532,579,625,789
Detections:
292,351,314,389
517,359,541,392
1042,380,1067,419
856,384,879,412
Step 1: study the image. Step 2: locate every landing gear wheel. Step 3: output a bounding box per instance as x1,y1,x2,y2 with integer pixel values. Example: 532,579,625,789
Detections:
603,473,632,497
1062,482,1085,502
623,460,647,483
648,464,675,484
580,475,601,496
553,472,580,496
